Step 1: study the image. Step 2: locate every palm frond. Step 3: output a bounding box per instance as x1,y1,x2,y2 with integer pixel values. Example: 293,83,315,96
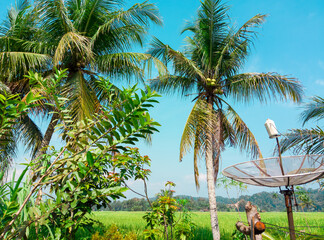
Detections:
217,109,236,148
148,37,205,86
226,105,263,159
68,0,125,35
93,24,147,55
180,99,207,162
0,0,35,37
180,98,219,188
215,14,267,79
149,75,196,96
95,52,145,81
0,52,51,80
37,0,75,36
226,72,303,103
62,70,99,121
53,32,93,67
91,1,161,46
301,96,324,125
17,114,43,158
122,1,162,26
89,74,121,106
78,0,120,33
280,127,324,155
0,37,57,56
187,0,229,71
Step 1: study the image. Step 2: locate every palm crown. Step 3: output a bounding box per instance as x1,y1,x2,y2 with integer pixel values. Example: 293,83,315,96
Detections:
1,0,162,118
149,0,303,187
0,0,162,157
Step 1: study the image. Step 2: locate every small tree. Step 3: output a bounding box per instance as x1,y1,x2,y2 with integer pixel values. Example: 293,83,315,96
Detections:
0,70,161,239
143,182,195,240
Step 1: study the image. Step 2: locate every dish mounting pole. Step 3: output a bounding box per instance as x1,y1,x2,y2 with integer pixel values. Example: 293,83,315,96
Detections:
280,187,296,240
276,137,285,176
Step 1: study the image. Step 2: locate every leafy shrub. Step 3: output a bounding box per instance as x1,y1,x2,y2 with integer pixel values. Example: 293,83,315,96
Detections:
143,182,195,240
231,229,246,240
91,225,137,240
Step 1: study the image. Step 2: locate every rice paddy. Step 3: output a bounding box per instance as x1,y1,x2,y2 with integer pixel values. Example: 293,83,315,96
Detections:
85,211,324,239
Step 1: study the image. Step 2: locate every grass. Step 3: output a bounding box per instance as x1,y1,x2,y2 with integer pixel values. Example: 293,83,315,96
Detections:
84,211,324,239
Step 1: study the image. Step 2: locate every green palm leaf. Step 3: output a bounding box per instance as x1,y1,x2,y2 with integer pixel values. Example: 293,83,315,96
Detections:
225,105,262,159
91,1,161,46
280,127,324,155
180,99,209,188
0,52,51,80
62,70,99,120
150,37,204,80
226,72,302,103
214,14,267,79
149,75,197,96
280,96,323,154
53,32,93,67
95,52,148,80
17,114,43,157
180,99,209,162
37,0,75,36
301,96,324,125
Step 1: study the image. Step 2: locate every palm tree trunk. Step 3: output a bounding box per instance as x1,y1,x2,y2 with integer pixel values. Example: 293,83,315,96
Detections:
206,97,220,240
206,154,220,240
33,112,59,230
35,112,59,158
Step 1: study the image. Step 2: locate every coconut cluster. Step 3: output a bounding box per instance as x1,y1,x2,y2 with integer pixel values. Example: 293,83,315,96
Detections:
206,77,217,86
205,78,224,94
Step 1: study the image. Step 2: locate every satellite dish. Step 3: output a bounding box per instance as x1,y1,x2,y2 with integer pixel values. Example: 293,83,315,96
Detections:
222,155,324,187
222,155,324,240
222,119,324,240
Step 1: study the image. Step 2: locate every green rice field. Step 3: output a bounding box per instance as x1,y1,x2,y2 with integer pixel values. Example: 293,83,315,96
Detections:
83,211,324,239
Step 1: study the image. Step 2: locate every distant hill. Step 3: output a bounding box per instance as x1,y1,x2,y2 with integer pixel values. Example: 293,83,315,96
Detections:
101,188,324,212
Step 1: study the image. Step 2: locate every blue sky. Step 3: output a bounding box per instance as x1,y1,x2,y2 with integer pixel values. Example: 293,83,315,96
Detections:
2,0,324,198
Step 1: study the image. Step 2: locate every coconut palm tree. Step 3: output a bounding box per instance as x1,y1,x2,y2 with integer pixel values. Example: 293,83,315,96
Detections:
148,0,303,238
280,96,324,155
0,0,45,163
0,0,162,159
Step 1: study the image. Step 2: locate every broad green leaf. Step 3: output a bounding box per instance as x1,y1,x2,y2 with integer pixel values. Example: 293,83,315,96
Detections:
78,162,87,175
86,151,94,167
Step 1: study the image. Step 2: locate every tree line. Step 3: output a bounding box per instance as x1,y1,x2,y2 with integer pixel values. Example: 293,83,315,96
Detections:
104,188,324,212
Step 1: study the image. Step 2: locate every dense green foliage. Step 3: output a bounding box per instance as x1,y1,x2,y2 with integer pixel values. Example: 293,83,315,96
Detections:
0,0,163,168
0,70,161,239
0,90,42,172
91,224,137,240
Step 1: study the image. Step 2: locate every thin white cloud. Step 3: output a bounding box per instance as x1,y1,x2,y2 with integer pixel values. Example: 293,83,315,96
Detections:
318,60,324,70
308,12,316,18
184,173,207,182
315,80,324,86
